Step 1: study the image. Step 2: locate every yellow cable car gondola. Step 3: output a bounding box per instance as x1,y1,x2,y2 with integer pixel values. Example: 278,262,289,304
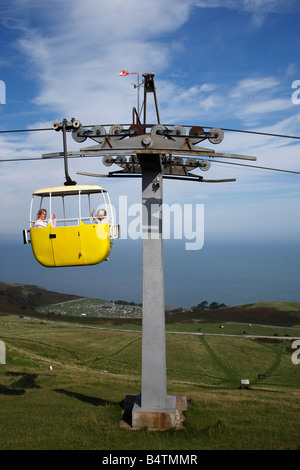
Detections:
23,185,119,267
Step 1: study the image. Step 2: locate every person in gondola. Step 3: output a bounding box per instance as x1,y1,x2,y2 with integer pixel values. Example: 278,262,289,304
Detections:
91,208,107,224
33,209,56,227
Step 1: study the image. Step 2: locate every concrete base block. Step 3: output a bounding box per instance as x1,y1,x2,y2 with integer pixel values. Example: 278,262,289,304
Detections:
121,395,188,430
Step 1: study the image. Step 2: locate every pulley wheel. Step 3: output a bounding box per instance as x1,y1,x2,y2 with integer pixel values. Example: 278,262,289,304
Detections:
171,125,186,136
52,121,60,131
129,124,144,137
173,156,183,166
129,155,139,164
150,124,167,136
208,127,224,144
115,155,127,167
102,156,113,167
185,158,197,168
72,127,87,143
109,124,124,135
92,125,106,136
199,160,211,171
72,120,81,129
189,126,204,137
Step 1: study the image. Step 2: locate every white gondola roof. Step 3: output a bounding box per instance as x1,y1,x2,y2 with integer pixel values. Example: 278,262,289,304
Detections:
33,185,107,197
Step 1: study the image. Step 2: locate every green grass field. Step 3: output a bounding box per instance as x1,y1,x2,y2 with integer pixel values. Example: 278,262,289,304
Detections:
0,314,299,450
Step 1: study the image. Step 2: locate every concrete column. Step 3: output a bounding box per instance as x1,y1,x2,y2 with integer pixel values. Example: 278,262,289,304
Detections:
130,153,184,430
139,153,167,410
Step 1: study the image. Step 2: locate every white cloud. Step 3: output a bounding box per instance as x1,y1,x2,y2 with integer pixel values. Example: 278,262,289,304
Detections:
2,2,189,124
195,0,300,27
195,0,300,15
230,77,280,98
239,98,292,116
0,0,299,245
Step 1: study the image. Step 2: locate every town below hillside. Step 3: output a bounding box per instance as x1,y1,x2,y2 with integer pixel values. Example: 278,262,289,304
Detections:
0,281,300,327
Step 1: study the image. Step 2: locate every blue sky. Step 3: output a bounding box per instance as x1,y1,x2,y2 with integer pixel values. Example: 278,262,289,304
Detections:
0,0,299,305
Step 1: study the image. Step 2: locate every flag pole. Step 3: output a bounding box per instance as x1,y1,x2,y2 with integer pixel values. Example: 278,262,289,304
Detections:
119,70,152,120
137,72,140,118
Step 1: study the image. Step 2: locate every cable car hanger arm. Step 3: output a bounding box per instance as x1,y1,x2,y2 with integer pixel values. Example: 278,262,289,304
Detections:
76,169,236,183
51,118,79,186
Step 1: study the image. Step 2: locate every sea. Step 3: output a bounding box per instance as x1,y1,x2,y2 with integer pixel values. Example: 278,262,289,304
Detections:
0,235,299,308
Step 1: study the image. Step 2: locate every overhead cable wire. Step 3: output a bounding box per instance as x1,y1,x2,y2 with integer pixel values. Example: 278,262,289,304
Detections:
0,153,299,175
209,127,300,140
211,159,300,174
0,127,53,134
0,124,299,174
0,125,300,140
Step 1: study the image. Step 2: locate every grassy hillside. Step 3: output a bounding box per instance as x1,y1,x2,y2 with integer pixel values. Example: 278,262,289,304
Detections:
0,315,299,450
1,281,300,327
0,281,82,315
167,302,300,327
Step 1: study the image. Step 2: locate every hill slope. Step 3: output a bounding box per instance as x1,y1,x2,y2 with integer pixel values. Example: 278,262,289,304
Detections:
0,281,81,315
167,302,300,327
0,281,299,327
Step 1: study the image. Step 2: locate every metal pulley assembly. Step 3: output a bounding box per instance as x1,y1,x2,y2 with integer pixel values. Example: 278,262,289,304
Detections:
189,126,206,143
102,156,114,167
129,124,144,137
189,126,204,137
129,155,139,164
102,155,127,167
150,124,167,136
72,128,87,143
52,118,81,131
185,158,197,169
115,155,127,167
173,157,183,166
67,118,255,183
44,73,258,197
199,160,211,171
208,127,224,144
72,124,107,143
171,125,186,136
92,125,106,137
109,124,124,135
